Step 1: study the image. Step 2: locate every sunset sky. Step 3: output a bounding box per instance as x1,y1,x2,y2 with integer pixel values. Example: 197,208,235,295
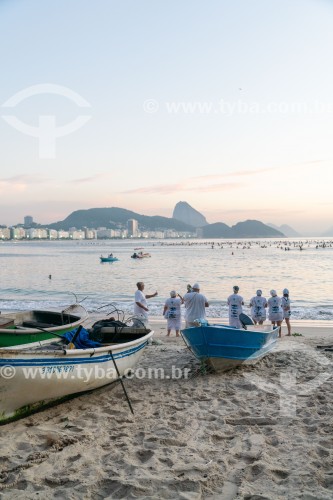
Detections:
0,0,332,234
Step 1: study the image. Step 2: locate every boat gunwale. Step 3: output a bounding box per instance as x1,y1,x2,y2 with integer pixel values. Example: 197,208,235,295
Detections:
0,330,154,357
0,308,89,335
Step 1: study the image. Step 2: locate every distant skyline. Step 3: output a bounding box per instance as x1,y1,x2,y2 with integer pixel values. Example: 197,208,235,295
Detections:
1,0,333,235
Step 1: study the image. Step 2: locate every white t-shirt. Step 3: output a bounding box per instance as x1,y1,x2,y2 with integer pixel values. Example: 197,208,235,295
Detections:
134,289,148,318
183,292,207,322
227,293,243,328
250,296,267,320
164,297,182,319
268,296,283,321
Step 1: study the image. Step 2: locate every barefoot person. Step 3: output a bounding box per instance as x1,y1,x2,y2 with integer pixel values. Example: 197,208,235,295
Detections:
134,282,158,323
268,289,283,337
163,290,184,337
183,283,209,327
227,285,244,329
281,288,292,336
249,289,267,325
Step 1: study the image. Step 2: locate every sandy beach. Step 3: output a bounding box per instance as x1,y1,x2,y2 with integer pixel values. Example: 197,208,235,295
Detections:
0,317,332,499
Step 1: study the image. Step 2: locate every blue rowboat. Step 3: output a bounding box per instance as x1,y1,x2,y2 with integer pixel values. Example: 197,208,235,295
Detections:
0,327,153,424
181,322,279,371
100,256,119,262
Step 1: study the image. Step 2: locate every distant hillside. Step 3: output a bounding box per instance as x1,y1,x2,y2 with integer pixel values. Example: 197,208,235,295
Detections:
201,222,232,238
45,208,194,232
173,201,208,227
268,223,300,237
202,220,284,238
41,207,284,238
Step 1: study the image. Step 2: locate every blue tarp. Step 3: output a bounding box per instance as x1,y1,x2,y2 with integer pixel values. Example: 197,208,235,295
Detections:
62,327,102,349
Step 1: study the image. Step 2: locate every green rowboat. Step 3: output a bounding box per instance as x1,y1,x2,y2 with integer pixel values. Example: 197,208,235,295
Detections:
0,305,88,348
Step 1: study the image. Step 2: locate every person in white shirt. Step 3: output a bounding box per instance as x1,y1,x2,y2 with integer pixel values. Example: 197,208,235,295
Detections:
281,288,291,336
249,289,267,325
134,282,158,322
267,289,283,337
227,285,244,328
183,283,209,327
163,290,184,337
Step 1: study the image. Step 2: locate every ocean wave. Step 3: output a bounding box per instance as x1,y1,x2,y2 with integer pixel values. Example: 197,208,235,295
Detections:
1,298,332,322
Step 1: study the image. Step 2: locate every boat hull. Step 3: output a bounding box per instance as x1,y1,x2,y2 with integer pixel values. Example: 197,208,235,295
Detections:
0,308,88,348
181,324,279,371
100,257,119,262
0,330,153,423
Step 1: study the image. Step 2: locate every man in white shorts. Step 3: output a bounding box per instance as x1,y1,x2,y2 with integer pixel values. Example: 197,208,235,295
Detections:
183,283,209,327
134,282,158,324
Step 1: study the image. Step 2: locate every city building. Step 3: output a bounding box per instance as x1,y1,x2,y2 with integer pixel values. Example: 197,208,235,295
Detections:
24,215,33,227
127,219,139,237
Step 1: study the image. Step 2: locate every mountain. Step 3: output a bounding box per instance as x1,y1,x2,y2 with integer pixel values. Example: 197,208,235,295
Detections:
267,223,300,237
45,207,194,232
322,226,333,236
42,206,284,237
201,222,232,238
231,220,284,238
173,201,208,227
201,220,284,238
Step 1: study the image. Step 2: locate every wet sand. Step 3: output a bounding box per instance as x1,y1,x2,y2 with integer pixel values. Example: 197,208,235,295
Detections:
0,318,332,499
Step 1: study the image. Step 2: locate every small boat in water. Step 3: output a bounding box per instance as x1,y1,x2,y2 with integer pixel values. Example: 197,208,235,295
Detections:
0,305,89,349
100,255,119,262
131,251,151,259
0,325,153,423
181,316,279,372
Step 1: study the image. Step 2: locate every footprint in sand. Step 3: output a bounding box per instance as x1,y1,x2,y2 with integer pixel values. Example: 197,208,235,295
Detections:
136,449,154,463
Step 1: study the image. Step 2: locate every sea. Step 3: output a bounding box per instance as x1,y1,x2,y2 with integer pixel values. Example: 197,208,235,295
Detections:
0,238,333,322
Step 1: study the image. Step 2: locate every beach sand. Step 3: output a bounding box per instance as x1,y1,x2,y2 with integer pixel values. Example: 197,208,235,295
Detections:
0,318,332,499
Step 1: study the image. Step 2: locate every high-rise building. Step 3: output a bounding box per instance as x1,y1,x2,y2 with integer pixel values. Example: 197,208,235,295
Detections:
24,215,33,227
127,219,138,237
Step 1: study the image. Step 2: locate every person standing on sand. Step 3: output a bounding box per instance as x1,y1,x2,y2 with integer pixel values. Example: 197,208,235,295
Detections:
163,290,184,337
267,289,283,337
281,288,292,336
183,283,209,327
134,282,158,322
227,285,244,328
249,289,267,325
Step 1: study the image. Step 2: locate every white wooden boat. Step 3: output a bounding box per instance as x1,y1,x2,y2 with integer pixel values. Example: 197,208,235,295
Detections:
0,326,153,424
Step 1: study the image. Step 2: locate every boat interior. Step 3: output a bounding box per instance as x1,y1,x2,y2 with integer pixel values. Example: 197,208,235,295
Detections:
0,310,81,329
89,326,152,344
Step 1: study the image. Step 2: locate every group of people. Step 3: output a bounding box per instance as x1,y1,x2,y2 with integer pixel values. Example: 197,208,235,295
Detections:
134,282,291,338
227,286,291,337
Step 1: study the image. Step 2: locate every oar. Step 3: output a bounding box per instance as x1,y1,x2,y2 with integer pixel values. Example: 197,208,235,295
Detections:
109,350,134,415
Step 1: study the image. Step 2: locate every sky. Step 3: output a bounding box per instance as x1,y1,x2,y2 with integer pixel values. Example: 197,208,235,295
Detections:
0,0,333,235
